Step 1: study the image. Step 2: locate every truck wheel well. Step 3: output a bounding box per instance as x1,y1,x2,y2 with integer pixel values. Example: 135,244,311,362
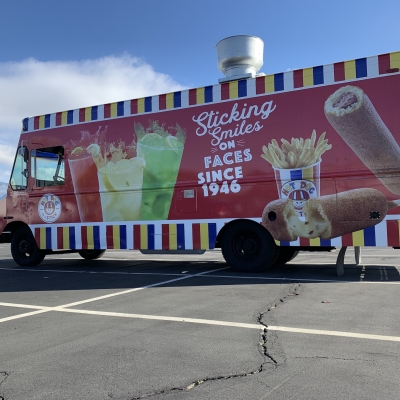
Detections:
216,219,265,248
6,221,31,237
219,218,278,272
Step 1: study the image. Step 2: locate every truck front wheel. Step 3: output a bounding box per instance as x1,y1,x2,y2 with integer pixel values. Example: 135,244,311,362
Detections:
274,248,299,266
11,226,46,267
78,250,106,260
221,221,278,272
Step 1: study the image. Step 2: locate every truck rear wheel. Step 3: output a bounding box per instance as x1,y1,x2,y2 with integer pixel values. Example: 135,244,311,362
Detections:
221,221,278,272
274,248,299,266
11,226,46,267
78,250,106,260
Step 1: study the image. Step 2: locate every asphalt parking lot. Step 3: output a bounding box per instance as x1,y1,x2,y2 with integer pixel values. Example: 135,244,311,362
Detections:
0,244,399,400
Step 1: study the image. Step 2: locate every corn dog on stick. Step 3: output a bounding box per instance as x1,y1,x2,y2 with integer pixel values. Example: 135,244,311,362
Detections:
304,188,389,240
325,86,400,195
262,189,396,242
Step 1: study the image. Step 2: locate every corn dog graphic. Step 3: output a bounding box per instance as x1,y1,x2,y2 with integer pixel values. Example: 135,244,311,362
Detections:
325,86,400,195
262,188,399,241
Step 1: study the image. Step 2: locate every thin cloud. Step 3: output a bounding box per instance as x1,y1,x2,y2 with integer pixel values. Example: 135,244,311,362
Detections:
0,54,186,183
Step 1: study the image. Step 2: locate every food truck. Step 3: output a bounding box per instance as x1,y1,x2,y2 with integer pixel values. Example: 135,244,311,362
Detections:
1,36,400,272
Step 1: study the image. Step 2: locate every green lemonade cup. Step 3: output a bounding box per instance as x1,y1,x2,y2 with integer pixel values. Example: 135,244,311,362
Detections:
137,134,184,220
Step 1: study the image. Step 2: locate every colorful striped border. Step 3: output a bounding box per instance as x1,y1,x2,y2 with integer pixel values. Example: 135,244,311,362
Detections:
22,51,400,133
106,225,127,250
32,221,221,251
274,219,400,247
33,218,400,251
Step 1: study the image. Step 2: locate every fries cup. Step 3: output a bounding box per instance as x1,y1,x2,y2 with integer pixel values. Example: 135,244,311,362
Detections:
273,160,321,217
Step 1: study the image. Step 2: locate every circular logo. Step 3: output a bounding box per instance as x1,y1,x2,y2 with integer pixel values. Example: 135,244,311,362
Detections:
280,179,317,210
38,194,61,223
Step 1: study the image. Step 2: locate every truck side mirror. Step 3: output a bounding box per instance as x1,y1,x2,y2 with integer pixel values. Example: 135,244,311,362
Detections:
19,146,29,162
23,147,29,163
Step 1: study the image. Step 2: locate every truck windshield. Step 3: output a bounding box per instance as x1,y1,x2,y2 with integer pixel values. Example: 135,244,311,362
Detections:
10,146,28,191
31,146,65,187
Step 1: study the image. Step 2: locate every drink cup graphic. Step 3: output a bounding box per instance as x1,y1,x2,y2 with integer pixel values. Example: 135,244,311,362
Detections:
98,157,145,221
69,155,103,222
273,160,321,217
137,134,184,220
66,126,107,222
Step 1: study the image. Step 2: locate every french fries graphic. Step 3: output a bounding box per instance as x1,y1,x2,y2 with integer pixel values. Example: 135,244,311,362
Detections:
261,130,331,169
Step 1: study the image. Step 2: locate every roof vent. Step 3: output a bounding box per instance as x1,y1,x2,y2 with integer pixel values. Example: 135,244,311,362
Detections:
216,35,264,83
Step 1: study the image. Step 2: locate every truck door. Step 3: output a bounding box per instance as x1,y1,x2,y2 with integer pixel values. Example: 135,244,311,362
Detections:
28,144,71,224
9,145,30,221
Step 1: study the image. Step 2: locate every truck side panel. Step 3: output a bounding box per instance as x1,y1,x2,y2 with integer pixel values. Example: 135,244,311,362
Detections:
8,52,400,250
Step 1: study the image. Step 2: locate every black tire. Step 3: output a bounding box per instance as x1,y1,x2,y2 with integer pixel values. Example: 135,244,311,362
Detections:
274,248,299,266
11,226,46,267
78,250,106,260
221,221,278,272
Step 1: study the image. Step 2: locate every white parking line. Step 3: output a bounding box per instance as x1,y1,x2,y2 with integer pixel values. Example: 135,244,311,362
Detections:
349,255,399,258
0,267,227,323
267,326,400,342
1,300,400,342
0,309,49,323
1,267,399,284
290,262,400,267
60,267,227,308
205,274,400,285
0,267,184,277
0,302,52,310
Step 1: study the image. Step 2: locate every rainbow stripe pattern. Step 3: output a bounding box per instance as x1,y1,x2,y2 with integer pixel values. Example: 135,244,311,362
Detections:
106,225,127,249
22,51,400,133
32,218,400,250
32,221,220,251
274,218,400,248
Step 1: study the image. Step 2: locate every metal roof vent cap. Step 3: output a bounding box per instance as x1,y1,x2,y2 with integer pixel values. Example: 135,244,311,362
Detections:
216,35,264,83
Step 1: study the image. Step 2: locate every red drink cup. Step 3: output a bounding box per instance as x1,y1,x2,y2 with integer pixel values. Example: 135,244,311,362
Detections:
68,155,103,222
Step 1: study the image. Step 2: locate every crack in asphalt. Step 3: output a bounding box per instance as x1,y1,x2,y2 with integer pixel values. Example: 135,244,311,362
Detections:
129,284,302,399
0,372,10,400
130,367,266,399
257,283,302,367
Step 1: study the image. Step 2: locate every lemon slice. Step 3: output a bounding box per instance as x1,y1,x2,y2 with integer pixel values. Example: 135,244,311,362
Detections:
140,133,164,148
71,146,83,156
87,143,101,156
130,156,146,168
165,135,180,148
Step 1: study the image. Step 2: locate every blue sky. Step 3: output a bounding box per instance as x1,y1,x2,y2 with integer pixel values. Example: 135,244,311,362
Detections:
0,0,399,182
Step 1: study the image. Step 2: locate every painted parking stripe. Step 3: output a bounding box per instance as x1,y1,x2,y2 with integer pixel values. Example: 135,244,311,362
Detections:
0,309,49,323
267,326,400,342
54,309,400,342
1,267,400,284
205,274,400,285
0,301,400,343
0,267,184,277
0,267,228,323
59,267,228,308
